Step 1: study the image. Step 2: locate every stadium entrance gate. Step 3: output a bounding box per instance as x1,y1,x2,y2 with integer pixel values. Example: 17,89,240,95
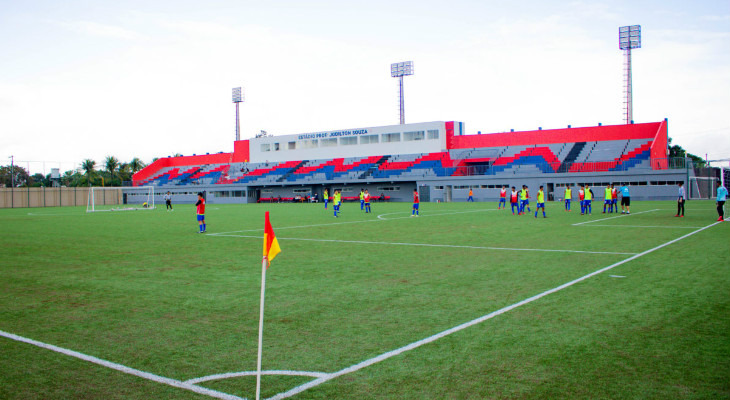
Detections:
418,185,430,203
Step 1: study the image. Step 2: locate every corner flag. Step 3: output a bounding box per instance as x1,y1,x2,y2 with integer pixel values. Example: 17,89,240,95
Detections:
256,211,281,400
263,211,281,265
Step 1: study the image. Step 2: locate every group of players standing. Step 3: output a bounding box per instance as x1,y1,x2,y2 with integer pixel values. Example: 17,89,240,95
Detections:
495,183,632,218
322,188,420,217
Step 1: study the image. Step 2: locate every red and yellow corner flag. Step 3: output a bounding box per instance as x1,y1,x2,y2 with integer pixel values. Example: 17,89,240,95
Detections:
263,211,281,266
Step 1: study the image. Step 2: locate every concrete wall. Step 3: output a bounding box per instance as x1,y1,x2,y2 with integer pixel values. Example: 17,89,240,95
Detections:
0,187,90,208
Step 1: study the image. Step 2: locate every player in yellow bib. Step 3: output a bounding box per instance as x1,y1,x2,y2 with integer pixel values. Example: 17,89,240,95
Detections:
535,185,547,218
584,185,593,214
564,186,572,212
603,186,613,213
333,190,342,217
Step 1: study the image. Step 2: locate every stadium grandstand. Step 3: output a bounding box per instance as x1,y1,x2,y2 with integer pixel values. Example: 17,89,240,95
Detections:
132,118,693,204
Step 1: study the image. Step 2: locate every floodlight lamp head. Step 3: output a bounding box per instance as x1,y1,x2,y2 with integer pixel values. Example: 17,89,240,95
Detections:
619,25,641,50
391,61,414,77
232,87,244,103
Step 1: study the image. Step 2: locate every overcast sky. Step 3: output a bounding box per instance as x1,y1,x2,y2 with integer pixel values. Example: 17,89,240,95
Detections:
1,0,729,173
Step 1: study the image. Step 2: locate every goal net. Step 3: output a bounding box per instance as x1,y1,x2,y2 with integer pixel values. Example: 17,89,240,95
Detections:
689,177,716,200
86,186,155,212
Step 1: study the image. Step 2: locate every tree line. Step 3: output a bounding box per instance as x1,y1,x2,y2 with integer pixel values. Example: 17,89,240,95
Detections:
0,157,150,188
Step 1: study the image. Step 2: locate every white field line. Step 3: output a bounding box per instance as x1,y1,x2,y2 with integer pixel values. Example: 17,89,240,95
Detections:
185,370,329,385
210,234,636,255
268,219,723,400
571,209,660,226
210,209,498,236
0,330,245,400
581,224,705,229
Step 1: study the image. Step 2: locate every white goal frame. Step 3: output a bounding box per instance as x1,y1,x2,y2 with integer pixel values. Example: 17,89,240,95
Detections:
86,186,155,212
689,177,716,200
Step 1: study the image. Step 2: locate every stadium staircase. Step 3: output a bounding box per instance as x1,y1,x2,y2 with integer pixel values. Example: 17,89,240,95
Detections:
358,155,391,179
277,160,308,182
557,142,587,173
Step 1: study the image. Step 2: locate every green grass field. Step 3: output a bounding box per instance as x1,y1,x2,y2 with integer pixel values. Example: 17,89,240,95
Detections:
1,200,728,399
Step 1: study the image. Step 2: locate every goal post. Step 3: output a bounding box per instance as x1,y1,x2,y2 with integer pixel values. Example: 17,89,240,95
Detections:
86,186,155,212
688,177,716,200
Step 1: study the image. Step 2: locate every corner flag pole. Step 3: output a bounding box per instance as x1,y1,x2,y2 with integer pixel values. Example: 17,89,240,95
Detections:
255,254,267,400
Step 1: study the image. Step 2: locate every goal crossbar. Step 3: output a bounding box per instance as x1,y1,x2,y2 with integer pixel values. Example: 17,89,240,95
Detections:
86,186,155,212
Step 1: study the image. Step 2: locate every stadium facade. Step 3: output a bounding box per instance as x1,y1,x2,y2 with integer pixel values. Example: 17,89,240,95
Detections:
132,119,693,204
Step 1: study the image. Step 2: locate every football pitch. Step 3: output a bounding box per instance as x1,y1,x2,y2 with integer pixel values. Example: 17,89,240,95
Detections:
1,200,728,399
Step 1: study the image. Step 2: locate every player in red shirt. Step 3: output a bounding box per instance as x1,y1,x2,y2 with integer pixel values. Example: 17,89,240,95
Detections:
578,185,585,215
499,185,507,209
363,189,371,213
411,189,420,217
510,186,519,215
195,192,206,233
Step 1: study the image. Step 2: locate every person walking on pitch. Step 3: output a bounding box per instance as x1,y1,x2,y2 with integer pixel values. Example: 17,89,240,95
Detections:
359,189,365,211
603,185,612,213
195,192,206,233
323,189,329,210
611,184,619,213
535,186,547,218
510,187,519,215
363,189,371,213
164,191,173,211
499,186,507,209
620,184,631,214
716,181,727,222
333,190,342,217
584,185,593,214
467,188,474,202
676,182,685,217
564,186,572,211
579,185,586,215
412,189,420,217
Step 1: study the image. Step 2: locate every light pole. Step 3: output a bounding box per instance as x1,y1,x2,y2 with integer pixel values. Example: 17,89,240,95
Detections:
391,61,414,125
9,155,14,208
232,87,244,141
619,25,641,124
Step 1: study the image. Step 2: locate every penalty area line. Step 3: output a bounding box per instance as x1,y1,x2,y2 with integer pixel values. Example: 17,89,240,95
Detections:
268,219,723,400
571,209,660,226
210,234,636,255
0,330,245,400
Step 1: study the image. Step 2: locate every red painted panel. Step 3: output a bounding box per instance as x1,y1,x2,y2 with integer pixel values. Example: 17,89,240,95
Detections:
448,122,661,149
233,140,250,163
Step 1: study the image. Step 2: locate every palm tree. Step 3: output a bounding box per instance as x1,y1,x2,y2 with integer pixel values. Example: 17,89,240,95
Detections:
117,163,132,184
104,156,119,186
81,159,96,186
129,157,145,173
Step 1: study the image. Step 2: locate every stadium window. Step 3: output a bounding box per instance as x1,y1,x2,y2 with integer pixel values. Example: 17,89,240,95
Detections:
360,134,379,145
434,186,444,190
288,141,296,150
292,189,310,194
321,138,338,147
382,133,401,143
340,137,358,146
486,185,494,188
261,189,273,194
274,143,280,151
454,185,470,190
300,139,318,149
261,144,271,152
427,129,439,140
403,131,425,141
377,186,400,191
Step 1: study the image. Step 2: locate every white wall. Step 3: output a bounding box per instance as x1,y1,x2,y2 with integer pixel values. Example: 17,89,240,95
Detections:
250,121,449,163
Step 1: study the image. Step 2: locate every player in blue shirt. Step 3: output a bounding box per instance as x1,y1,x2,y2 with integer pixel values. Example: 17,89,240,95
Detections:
620,184,631,214
716,181,728,222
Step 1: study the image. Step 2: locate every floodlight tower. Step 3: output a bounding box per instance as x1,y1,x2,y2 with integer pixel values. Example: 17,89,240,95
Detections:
619,25,641,124
232,87,244,141
391,61,414,125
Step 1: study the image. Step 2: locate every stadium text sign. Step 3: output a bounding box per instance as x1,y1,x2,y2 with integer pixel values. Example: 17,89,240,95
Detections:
298,129,369,140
